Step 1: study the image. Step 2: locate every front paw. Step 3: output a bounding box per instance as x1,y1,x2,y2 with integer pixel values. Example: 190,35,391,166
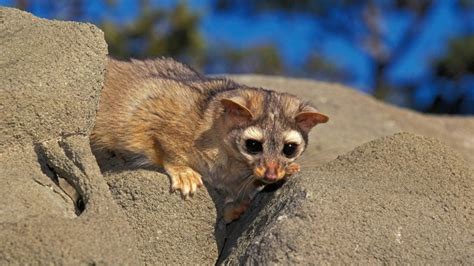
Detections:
285,162,300,177
165,166,203,198
223,201,250,223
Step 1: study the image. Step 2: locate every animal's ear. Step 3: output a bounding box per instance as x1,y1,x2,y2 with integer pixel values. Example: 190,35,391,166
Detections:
221,97,253,121
295,106,329,133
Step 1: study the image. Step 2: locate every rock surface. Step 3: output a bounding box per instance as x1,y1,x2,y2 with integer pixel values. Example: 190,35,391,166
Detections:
100,157,221,265
0,7,219,265
1,7,473,265
220,133,473,264
0,8,104,149
0,7,140,265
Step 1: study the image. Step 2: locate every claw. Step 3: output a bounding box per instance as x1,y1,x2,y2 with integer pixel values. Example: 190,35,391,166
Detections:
165,165,203,198
285,162,300,177
190,181,197,195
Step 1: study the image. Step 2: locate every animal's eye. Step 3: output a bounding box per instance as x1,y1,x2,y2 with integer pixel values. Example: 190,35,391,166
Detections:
245,139,263,154
283,143,298,157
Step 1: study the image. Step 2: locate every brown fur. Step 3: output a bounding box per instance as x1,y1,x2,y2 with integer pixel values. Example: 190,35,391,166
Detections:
91,57,328,222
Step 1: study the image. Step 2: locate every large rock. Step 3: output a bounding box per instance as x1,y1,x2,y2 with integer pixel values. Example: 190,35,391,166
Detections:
0,8,139,264
0,8,104,148
221,133,473,264
0,7,220,265
100,156,221,265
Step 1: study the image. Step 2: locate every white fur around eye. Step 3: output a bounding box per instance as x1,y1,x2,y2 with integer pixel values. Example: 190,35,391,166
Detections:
242,126,264,141
284,130,303,145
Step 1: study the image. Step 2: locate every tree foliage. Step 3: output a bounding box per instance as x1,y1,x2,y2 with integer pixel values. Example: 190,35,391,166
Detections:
430,36,474,114
215,0,474,114
102,1,205,67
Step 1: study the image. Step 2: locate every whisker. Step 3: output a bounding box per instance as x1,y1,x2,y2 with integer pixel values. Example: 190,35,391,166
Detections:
236,174,255,201
235,175,251,199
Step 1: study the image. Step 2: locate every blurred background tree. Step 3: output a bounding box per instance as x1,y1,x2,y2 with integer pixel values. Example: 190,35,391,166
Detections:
432,35,474,113
215,0,474,113
5,0,474,114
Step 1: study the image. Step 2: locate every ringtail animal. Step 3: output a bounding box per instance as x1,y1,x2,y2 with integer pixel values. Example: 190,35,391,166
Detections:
91,57,329,222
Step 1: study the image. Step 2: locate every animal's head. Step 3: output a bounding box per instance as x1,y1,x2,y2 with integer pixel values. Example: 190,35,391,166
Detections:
218,88,328,183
